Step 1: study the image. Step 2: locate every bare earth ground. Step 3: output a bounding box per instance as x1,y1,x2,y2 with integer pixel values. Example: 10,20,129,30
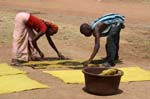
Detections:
0,0,150,99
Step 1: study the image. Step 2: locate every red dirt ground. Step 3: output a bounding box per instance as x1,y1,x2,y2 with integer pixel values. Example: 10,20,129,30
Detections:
0,0,150,99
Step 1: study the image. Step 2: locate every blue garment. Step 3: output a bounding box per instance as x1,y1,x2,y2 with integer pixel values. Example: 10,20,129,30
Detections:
91,13,125,66
91,13,125,35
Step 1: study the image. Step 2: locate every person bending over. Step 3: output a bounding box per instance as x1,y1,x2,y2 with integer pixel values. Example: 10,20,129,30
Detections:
11,12,66,66
80,13,125,67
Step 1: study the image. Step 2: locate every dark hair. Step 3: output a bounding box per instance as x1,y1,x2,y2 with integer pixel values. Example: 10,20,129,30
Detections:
80,23,90,33
80,23,93,36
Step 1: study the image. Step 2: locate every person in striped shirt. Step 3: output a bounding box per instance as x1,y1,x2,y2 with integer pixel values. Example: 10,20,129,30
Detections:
80,13,125,67
11,12,66,66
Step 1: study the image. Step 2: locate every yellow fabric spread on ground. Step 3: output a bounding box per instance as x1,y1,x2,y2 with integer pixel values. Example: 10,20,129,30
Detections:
0,63,48,94
33,64,83,69
23,60,84,65
23,60,63,65
0,63,26,76
0,74,48,94
22,60,99,69
43,67,150,84
44,70,84,84
119,67,150,82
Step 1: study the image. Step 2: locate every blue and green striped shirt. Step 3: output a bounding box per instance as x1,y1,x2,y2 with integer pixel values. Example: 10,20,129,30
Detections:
91,13,125,33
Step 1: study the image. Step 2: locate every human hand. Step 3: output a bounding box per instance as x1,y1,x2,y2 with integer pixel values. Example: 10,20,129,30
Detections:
39,51,44,59
83,61,90,67
31,56,41,61
58,53,69,60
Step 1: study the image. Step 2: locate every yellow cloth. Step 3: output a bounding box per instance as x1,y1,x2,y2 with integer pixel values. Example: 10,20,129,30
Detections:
0,63,26,76
23,60,99,69
44,70,84,84
33,64,83,69
23,60,84,65
0,74,48,94
43,67,150,84
23,60,64,65
119,67,150,82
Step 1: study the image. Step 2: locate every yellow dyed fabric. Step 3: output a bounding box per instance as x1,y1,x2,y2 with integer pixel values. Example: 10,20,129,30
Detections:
23,60,84,65
119,67,150,82
0,63,26,76
0,74,48,94
23,60,63,65
33,64,83,69
44,70,84,84
23,60,99,69
43,67,150,84
33,64,98,69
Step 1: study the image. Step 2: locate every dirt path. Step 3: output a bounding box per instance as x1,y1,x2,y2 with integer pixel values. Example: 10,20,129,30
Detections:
0,0,150,99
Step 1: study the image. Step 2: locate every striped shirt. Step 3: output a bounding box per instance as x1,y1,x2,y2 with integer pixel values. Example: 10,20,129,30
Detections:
91,13,125,34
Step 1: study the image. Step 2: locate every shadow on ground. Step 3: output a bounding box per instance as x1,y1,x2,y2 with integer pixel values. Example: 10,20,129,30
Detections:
22,57,123,69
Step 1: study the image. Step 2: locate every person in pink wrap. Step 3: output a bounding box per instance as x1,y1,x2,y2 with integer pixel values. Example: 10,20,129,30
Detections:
11,12,66,66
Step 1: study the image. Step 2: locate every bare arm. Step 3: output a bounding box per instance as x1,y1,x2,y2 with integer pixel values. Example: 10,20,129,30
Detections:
84,30,100,67
32,32,44,58
46,34,65,59
84,23,107,67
